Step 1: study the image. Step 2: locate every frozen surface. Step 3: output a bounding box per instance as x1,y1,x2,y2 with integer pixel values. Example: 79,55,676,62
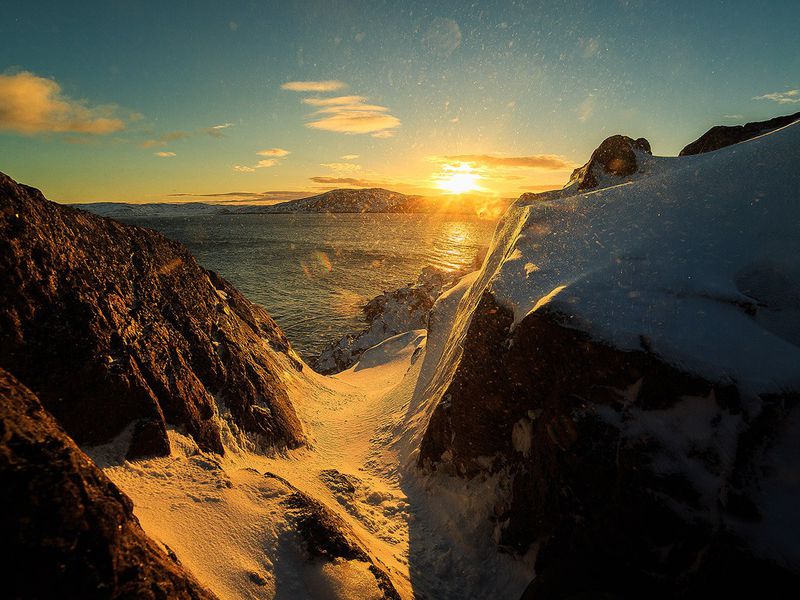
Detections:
489,122,800,395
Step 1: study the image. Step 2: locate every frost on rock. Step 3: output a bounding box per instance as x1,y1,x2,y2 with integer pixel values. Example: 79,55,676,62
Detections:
313,251,486,374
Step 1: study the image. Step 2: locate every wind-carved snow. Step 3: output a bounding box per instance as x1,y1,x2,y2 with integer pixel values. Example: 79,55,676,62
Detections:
490,121,800,396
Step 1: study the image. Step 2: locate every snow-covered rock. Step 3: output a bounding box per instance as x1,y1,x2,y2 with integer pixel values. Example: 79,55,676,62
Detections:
313,253,486,374
417,119,800,596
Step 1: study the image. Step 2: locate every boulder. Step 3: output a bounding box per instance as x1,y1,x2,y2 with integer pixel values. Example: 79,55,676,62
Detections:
0,171,304,458
0,368,215,599
567,135,651,190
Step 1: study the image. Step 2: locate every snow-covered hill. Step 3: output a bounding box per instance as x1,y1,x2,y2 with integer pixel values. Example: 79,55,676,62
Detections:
73,201,235,218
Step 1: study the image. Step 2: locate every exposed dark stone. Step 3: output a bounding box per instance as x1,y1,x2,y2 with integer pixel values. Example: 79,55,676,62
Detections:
264,473,402,600
127,418,171,460
0,368,215,599
418,291,800,597
679,111,800,156
0,171,304,458
567,135,652,190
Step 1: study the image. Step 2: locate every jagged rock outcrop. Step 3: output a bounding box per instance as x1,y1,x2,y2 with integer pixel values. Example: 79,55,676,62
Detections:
0,171,304,459
313,252,485,374
0,368,215,599
417,122,800,596
567,134,651,190
680,111,800,156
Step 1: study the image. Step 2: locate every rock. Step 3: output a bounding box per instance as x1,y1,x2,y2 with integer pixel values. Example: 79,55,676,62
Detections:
420,294,800,596
680,111,800,156
0,171,304,458
567,135,652,190
0,368,215,599
313,250,486,374
264,473,401,599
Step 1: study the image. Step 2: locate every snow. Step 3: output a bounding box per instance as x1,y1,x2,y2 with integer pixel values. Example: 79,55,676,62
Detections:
89,302,533,599
82,122,800,598
488,121,800,396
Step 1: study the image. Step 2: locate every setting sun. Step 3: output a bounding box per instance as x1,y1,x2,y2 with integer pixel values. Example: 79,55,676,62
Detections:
434,163,483,194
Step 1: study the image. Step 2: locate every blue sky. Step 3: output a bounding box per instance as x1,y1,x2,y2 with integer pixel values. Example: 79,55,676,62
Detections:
1,0,798,202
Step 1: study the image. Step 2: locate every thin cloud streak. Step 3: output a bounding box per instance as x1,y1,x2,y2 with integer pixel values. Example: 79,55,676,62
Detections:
437,154,575,170
281,80,346,92
753,89,800,104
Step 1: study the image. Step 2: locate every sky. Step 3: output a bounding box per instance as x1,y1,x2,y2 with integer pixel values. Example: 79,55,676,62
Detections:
0,0,798,204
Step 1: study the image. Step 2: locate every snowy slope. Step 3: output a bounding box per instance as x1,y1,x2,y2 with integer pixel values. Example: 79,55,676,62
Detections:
486,121,800,395
74,201,235,217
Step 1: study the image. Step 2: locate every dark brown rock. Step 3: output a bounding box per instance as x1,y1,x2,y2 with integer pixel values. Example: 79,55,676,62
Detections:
679,111,800,156
264,473,402,600
568,135,652,190
0,171,304,458
418,291,800,597
0,368,215,599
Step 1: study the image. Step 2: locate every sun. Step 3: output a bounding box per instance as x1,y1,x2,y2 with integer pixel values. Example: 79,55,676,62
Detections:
434,163,483,194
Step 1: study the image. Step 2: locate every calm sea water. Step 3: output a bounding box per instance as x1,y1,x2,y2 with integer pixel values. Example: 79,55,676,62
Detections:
120,213,497,359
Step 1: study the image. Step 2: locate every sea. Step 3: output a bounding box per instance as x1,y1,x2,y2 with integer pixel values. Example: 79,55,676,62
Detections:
118,213,497,360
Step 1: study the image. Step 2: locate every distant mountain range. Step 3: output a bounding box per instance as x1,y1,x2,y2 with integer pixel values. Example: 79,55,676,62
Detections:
72,187,515,218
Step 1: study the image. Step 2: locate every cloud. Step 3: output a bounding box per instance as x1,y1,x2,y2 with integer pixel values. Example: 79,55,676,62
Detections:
168,190,310,203
0,71,125,135
203,123,233,138
281,80,346,92
154,151,176,157
287,86,400,136
370,129,396,139
141,130,190,148
753,89,800,105
578,94,595,122
321,162,360,172
257,148,290,157
723,114,744,119
303,96,367,106
233,149,289,172
437,154,575,170
340,154,360,160
309,176,381,187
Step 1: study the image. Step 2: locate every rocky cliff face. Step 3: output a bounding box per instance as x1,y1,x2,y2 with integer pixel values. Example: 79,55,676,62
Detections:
0,368,215,599
680,111,800,156
416,123,800,596
0,171,304,459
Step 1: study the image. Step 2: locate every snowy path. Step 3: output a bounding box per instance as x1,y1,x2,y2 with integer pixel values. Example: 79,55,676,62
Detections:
91,327,533,599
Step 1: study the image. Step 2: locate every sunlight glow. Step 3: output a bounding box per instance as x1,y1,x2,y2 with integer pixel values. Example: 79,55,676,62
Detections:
434,163,483,194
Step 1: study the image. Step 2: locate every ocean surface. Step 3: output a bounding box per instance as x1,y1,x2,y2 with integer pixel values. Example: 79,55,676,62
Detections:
119,213,497,359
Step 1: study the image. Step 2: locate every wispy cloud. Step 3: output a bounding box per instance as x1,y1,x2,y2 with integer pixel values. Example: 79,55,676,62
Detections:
233,148,290,173
168,190,310,203
435,154,575,170
310,176,381,187
753,89,800,105
257,148,290,157
321,162,360,172
154,151,176,157
340,154,360,160
203,122,233,138
0,71,125,135
285,84,400,136
303,96,366,106
141,131,190,148
281,80,346,92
